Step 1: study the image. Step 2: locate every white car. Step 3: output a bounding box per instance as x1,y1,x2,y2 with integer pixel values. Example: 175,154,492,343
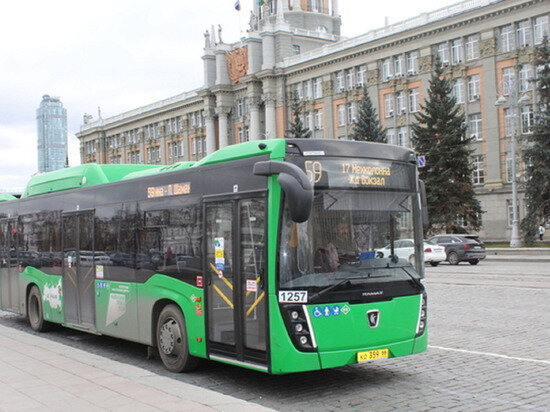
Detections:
375,239,447,266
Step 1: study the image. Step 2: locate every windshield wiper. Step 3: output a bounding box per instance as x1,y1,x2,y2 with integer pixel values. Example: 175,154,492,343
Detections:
309,276,370,303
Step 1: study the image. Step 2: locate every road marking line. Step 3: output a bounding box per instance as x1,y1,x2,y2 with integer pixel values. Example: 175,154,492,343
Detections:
429,345,550,365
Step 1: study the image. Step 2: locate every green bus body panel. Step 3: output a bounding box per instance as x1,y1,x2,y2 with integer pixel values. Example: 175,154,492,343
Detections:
309,295,421,352
194,139,286,167
95,280,140,342
21,164,160,197
0,194,17,202
122,162,196,180
136,275,206,358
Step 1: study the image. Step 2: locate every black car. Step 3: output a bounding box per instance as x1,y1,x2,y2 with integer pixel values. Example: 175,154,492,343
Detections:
428,234,487,265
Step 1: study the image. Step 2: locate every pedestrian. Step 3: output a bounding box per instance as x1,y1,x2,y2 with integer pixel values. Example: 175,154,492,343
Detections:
538,224,546,241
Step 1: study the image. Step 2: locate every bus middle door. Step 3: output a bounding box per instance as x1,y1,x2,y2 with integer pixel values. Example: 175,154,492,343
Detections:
205,195,267,370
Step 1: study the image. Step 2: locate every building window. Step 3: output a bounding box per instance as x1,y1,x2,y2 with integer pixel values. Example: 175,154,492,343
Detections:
451,38,464,64
129,151,140,164
407,51,418,75
304,111,312,129
345,69,355,89
519,64,533,92
517,20,532,48
534,16,549,44
293,45,301,55
294,83,303,100
469,113,482,140
147,146,160,163
335,71,345,92
472,155,485,185
502,67,515,95
394,54,404,77
314,77,323,98
311,0,321,12
346,103,356,124
237,99,244,116
337,104,346,126
357,65,366,86
500,25,515,52
453,79,465,104
468,75,480,101
384,93,394,117
314,109,323,130
382,58,393,81
397,127,407,147
409,88,419,113
305,80,313,100
396,92,406,114
437,43,450,64
521,106,534,134
169,140,184,158
386,128,395,145
465,35,480,60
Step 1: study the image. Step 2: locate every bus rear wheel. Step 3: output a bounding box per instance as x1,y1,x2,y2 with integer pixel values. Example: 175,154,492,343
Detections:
156,304,199,373
27,285,52,332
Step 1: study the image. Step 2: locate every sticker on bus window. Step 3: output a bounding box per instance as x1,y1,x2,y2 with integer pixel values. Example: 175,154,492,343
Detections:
278,290,308,303
247,279,258,293
96,265,104,279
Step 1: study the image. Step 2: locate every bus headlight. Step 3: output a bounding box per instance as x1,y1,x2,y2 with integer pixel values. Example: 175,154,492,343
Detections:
283,305,317,352
416,292,427,337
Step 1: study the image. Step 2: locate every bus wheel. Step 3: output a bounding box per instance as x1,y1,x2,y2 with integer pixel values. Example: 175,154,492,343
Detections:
27,285,52,332
156,304,199,373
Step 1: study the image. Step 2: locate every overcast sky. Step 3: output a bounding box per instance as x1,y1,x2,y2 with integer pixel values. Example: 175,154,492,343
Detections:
0,0,461,191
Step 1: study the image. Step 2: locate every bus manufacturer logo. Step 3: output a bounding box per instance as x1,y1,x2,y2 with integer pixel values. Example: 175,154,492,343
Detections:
367,310,380,328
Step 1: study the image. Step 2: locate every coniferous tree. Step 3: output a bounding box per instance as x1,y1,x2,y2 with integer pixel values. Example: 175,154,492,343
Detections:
286,94,312,139
411,59,483,234
350,87,386,142
521,37,550,244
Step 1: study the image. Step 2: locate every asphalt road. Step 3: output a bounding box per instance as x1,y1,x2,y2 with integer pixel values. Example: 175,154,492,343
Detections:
1,260,549,411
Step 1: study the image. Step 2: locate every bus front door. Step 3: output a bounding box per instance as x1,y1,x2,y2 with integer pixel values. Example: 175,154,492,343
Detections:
62,211,96,329
205,196,267,369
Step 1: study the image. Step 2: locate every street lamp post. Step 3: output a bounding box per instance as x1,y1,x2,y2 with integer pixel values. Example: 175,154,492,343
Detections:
495,80,530,248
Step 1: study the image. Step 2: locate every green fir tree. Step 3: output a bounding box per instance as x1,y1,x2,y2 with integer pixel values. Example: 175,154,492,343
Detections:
411,59,483,234
350,87,386,142
521,37,550,244
286,94,312,139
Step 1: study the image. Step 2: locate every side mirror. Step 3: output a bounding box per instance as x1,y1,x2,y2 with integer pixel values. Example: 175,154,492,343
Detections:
254,160,313,223
419,180,429,229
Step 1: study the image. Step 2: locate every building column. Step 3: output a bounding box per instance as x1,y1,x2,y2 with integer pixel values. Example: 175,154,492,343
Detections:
216,107,230,148
264,95,277,139
205,113,217,154
250,101,262,140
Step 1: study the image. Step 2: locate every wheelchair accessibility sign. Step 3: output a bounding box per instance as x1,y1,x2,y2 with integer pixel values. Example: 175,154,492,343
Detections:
313,304,349,318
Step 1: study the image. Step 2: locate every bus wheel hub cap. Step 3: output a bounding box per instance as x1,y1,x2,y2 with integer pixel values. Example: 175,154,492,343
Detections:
160,320,179,355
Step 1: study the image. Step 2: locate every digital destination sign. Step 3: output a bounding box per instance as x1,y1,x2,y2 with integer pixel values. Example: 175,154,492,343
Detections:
300,158,414,190
147,182,191,198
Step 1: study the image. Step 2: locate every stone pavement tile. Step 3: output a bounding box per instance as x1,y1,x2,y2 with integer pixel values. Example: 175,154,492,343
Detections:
157,400,216,412
112,403,163,412
0,393,45,411
212,402,274,412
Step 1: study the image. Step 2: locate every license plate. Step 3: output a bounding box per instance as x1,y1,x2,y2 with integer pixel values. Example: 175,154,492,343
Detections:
357,348,389,362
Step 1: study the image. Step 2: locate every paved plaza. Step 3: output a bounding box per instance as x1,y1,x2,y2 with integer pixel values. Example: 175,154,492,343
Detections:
1,260,549,411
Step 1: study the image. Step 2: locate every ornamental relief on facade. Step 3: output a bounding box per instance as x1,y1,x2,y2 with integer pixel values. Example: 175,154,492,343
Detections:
518,46,534,64
394,77,408,92
367,69,379,86
397,114,407,126
419,55,433,73
226,46,249,84
480,38,496,58
322,80,333,96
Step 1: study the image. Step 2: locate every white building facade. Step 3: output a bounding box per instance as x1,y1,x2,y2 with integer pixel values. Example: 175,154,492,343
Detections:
76,0,549,241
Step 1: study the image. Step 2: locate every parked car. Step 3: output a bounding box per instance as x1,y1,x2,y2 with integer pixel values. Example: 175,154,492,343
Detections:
428,234,486,265
375,239,447,266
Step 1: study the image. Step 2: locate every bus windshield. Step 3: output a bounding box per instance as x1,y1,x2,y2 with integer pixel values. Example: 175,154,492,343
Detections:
279,189,423,291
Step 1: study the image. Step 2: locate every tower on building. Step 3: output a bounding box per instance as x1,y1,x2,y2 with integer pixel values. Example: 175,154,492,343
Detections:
36,94,68,173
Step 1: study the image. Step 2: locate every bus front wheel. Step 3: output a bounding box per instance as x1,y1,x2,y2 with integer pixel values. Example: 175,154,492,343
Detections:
156,304,199,373
27,285,52,332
